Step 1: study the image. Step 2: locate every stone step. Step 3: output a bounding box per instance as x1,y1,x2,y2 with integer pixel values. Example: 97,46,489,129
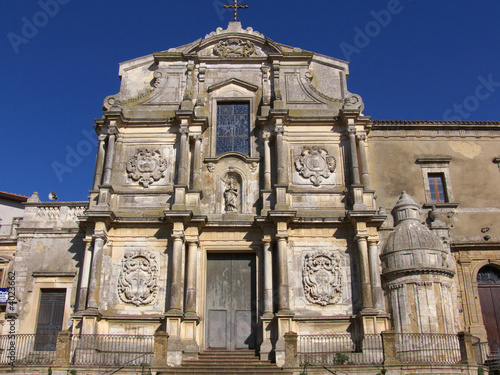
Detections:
156,350,291,375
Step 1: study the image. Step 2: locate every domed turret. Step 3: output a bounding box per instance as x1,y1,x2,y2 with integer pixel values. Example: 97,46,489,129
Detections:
381,192,459,334
382,192,454,278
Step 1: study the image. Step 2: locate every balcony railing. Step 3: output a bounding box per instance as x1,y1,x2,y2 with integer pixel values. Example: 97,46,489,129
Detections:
395,333,461,364
70,334,154,367
298,333,383,366
0,333,56,365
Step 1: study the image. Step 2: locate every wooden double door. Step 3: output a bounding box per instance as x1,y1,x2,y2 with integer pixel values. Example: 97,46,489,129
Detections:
205,253,257,350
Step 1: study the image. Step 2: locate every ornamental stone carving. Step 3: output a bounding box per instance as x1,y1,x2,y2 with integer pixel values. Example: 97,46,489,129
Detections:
126,149,167,187
224,176,239,212
118,250,159,306
302,251,342,306
295,146,336,186
213,39,256,57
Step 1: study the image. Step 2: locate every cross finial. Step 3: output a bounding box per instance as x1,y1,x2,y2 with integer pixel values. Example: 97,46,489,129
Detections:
223,0,248,22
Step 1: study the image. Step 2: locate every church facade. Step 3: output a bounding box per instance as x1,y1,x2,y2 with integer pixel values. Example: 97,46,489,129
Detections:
7,21,500,372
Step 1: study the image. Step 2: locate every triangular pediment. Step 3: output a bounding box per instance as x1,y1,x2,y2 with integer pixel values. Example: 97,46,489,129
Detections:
207,78,258,93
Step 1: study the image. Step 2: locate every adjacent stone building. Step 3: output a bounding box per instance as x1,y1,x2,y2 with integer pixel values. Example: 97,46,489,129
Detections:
6,21,500,372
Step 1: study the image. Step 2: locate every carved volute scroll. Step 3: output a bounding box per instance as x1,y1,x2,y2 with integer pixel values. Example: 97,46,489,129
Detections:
126,149,168,187
118,250,159,306
302,251,342,306
295,146,336,186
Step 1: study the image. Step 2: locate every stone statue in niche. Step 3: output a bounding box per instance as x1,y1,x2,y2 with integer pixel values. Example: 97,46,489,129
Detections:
224,176,239,212
302,251,342,306
126,149,167,188
295,146,336,186
118,250,159,306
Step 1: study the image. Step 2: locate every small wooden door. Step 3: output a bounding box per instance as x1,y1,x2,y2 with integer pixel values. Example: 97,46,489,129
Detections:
477,266,500,343
35,289,66,351
206,253,256,350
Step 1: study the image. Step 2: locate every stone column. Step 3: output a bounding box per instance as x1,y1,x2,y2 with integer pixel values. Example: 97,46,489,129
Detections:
284,332,299,368
169,234,184,313
87,235,105,309
263,133,272,190
348,125,360,185
356,234,373,310
177,126,189,186
357,133,371,189
92,134,107,190
276,235,290,312
53,331,71,368
152,331,169,368
263,240,273,314
192,134,202,190
368,239,383,310
185,240,198,316
101,131,116,185
381,330,399,366
78,239,93,311
458,331,477,365
275,125,286,186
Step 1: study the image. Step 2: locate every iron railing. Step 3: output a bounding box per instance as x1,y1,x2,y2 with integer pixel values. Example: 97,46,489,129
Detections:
396,333,461,364
0,333,56,365
473,341,500,370
70,334,154,367
298,333,383,366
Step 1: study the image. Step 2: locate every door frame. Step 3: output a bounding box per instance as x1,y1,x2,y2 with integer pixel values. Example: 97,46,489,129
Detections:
203,250,258,350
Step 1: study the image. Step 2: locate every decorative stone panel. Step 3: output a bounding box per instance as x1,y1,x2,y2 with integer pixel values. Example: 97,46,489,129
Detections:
294,146,336,186
126,149,168,188
118,250,159,306
302,251,342,306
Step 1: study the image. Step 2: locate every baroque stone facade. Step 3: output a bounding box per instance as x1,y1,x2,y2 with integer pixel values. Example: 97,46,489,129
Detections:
7,21,500,373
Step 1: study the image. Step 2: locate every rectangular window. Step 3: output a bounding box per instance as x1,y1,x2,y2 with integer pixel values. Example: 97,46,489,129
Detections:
35,289,66,351
216,102,250,155
428,173,447,203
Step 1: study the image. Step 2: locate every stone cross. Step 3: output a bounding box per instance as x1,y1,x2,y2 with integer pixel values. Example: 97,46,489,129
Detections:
224,0,248,22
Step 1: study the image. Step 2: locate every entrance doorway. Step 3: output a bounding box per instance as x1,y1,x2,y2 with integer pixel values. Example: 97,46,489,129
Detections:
477,266,500,342
205,253,256,350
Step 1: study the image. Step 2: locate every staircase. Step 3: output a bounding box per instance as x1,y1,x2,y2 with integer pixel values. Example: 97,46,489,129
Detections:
157,350,292,375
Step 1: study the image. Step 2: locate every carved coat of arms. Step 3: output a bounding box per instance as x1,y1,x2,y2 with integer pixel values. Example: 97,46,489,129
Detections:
118,251,159,306
303,251,342,306
126,149,167,187
295,146,336,186
213,39,256,57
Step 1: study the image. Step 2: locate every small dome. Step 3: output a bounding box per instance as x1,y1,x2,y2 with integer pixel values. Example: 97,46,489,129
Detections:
381,192,454,278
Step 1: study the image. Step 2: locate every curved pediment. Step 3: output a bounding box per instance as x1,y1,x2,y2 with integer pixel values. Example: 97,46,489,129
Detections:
182,22,283,58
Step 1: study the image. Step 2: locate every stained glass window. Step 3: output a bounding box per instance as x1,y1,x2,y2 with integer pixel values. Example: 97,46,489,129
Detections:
216,102,250,155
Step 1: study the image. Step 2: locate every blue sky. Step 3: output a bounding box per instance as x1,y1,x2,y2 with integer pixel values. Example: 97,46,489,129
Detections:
1,1,499,202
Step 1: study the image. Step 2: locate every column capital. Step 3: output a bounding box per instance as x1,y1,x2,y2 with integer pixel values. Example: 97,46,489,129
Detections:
98,134,107,142
171,232,185,241
107,126,118,136
92,233,108,243
179,125,189,135
355,233,369,241
347,124,356,134
357,133,367,142
367,238,379,246
186,238,200,246
191,133,202,142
